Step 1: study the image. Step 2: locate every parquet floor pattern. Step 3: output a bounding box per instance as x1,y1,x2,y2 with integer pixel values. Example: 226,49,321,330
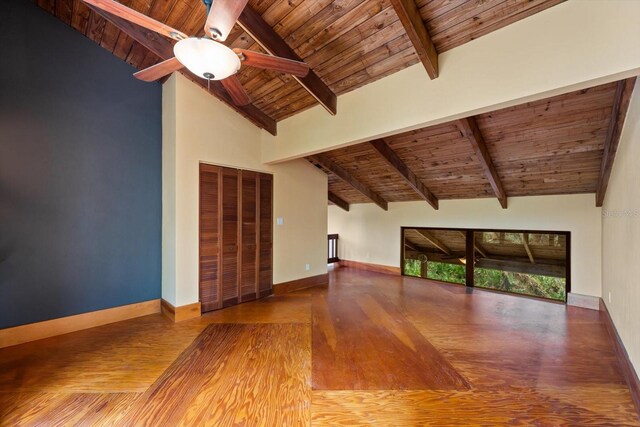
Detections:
0,268,638,426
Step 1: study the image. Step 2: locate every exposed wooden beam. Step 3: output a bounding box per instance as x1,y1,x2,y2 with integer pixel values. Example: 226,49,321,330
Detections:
328,191,349,212
404,239,435,254
369,139,438,209
476,259,565,278
420,261,428,278
458,231,488,258
457,117,507,209
596,77,637,207
86,4,277,135
415,229,451,255
475,243,488,259
522,233,535,264
310,155,388,210
404,241,419,251
405,250,465,265
390,0,438,79
237,6,337,115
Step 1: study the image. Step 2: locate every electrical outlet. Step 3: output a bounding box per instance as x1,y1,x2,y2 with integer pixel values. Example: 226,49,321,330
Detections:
276,217,284,225
305,263,310,271
608,291,612,304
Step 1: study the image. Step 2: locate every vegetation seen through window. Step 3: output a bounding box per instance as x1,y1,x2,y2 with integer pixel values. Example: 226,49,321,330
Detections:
475,269,565,301
403,260,466,285
404,259,566,301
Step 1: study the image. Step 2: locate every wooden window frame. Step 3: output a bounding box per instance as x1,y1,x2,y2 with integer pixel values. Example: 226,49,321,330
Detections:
400,226,571,303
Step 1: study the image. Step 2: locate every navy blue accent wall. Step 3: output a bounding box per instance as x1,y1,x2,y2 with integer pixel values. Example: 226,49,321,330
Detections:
0,1,162,329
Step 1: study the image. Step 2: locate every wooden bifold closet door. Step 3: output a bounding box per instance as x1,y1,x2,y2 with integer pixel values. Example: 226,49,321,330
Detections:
199,164,273,313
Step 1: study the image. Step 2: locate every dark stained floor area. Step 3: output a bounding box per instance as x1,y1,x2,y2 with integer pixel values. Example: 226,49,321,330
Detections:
0,267,638,426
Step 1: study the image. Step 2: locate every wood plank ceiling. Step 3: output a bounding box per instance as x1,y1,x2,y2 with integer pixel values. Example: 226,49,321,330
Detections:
36,0,565,131
312,80,635,208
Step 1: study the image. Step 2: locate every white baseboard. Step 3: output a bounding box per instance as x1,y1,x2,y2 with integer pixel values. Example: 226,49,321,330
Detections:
567,292,600,310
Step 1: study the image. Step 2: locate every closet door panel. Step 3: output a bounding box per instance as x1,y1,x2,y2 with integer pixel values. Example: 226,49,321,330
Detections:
240,171,258,301
199,165,272,312
259,173,273,293
199,164,221,312
221,167,239,305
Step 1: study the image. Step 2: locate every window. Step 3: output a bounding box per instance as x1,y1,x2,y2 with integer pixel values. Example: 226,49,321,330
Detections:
402,227,569,302
402,228,467,285
473,231,567,301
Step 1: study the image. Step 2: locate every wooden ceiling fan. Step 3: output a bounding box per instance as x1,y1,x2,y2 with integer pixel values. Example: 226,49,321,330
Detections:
83,0,310,106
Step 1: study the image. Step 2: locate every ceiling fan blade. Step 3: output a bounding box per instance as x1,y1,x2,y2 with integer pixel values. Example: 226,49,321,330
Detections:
82,0,188,41
221,75,251,106
204,0,249,42
235,49,309,77
134,57,184,82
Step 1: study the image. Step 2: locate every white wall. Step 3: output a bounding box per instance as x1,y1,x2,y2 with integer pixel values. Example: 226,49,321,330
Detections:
163,74,327,307
329,195,602,297
602,79,640,371
262,0,640,163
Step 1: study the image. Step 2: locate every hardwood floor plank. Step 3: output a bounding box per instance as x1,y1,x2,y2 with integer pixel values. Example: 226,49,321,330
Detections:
311,388,639,426
122,323,311,426
0,392,140,426
0,315,206,393
200,293,311,324
312,290,470,390
0,268,637,425
179,324,310,426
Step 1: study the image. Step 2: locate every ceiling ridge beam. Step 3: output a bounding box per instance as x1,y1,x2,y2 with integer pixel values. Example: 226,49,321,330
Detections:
596,77,637,207
456,116,508,209
369,138,438,209
416,229,451,255
328,191,349,212
390,0,438,79
85,3,277,135
310,154,388,211
237,6,337,115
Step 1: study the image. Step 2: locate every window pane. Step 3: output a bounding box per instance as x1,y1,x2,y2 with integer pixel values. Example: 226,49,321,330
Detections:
473,231,567,301
403,228,466,285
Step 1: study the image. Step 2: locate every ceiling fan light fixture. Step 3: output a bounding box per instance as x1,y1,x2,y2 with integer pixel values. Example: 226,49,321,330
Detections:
173,38,240,81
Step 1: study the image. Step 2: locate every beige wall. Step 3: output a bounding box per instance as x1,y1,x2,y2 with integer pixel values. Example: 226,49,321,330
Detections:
163,74,327,307
329,195,602,297
602,79,640,371
262,0,640,163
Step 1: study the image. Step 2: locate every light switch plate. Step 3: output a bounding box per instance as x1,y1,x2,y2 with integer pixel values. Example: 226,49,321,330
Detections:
277,217,284,225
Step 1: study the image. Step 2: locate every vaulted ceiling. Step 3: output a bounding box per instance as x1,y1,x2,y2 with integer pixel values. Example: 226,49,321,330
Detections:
36,0,565,134
35,0,635,207
311,78,637,209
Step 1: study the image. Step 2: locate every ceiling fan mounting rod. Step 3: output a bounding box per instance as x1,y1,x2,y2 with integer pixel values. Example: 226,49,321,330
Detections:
209,28,222,40
170,31,186,40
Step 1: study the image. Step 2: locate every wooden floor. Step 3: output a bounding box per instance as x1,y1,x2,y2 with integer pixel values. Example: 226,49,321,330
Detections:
1,268,638,426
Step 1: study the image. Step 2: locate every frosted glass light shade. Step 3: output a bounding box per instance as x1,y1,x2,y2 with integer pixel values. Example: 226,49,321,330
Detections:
173,38,240,81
